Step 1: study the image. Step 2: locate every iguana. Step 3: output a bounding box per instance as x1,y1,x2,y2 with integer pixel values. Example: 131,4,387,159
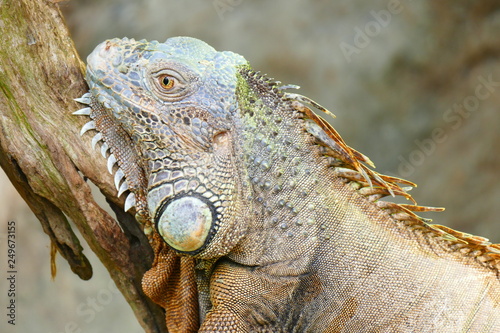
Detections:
74,37,500,332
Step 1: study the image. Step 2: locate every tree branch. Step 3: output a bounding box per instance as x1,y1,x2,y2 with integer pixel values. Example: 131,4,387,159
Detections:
0,1,166,331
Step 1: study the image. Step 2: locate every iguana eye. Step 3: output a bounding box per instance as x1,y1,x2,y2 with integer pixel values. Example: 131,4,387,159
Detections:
149,65,198,102
159,74,175,90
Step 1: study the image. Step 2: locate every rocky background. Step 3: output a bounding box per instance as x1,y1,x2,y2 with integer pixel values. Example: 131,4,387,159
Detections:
1,1,498,332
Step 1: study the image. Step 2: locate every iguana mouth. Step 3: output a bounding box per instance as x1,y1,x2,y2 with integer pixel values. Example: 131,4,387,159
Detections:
74,90,221,253
73,91,150,225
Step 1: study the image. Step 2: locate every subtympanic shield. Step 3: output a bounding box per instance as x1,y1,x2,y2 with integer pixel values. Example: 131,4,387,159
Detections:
156,195,213,252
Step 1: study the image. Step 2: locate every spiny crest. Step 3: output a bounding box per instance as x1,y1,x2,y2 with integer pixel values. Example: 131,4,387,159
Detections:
261,80,500,272
242,69,412,196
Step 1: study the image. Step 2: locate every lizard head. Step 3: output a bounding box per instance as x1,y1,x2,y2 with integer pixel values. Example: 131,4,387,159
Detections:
77,37,251,257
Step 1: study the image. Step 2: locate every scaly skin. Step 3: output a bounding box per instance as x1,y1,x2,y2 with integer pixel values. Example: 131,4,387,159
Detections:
75,37,500,332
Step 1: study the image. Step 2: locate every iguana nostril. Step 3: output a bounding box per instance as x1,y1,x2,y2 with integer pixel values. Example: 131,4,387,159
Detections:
156,196,213,252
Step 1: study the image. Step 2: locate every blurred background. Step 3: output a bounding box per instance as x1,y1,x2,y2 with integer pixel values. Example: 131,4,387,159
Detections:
1,0,499,332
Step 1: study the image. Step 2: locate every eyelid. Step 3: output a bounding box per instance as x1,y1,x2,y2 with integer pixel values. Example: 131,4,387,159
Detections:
153,69,185,82
151,70,187,100
147,62,199,102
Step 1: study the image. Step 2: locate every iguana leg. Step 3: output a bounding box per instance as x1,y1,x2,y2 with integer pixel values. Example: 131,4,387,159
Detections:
198,260,251,333
142,233,199,333
198,258,314,333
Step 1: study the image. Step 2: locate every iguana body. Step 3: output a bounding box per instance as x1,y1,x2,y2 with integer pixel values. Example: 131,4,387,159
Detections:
74,37,500,332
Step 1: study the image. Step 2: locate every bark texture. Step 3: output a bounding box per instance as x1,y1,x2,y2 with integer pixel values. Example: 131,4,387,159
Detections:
0,1,166,331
